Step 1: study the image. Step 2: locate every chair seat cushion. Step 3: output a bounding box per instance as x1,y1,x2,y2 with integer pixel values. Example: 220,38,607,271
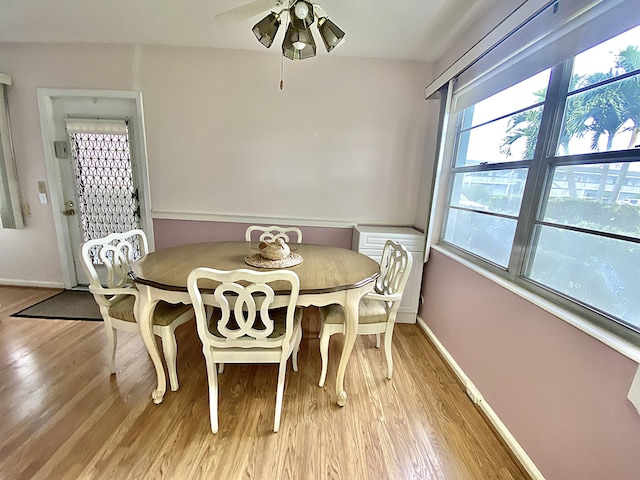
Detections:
208,306,303,340
320,297,388,325
108,295,192,326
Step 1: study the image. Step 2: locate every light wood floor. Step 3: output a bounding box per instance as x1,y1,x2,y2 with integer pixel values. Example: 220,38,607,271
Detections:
0,286,530,480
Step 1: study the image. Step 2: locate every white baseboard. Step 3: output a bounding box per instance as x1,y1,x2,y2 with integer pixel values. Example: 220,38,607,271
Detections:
416,316,545,480
0,278,65,288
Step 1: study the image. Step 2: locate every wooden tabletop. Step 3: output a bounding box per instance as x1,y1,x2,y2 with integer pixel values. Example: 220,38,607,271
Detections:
129,242,380,295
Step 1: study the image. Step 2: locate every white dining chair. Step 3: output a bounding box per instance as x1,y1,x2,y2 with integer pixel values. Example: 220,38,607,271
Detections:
80,229,193,391
317,240,413,386
187,267,303,433
245,225,303,244
218,224,302,377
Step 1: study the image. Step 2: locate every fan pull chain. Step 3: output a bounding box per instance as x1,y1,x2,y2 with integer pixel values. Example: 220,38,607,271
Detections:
280,50,285,90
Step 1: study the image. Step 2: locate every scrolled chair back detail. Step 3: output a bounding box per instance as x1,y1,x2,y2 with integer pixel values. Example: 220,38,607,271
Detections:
213,282,278,342
99,239,139,288
81,229,149,290
376,240,412,298
188,267,300,350
245,225,303,244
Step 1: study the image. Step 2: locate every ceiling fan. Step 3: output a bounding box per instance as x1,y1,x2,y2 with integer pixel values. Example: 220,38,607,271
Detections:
216,0,345,61
215,0,290,23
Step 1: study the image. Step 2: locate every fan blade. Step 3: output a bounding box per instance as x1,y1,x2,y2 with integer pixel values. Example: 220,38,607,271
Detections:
215,0,282,22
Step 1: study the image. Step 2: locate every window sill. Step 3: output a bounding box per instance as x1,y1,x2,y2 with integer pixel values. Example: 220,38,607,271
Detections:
430,244,640,363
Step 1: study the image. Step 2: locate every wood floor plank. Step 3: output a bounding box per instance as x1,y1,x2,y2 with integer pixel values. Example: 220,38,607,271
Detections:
0,286,531,480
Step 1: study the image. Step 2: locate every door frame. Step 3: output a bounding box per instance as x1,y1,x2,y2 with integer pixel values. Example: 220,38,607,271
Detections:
38,88,154,288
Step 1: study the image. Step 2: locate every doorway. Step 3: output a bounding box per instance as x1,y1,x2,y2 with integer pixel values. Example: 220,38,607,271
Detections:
38,89,153,288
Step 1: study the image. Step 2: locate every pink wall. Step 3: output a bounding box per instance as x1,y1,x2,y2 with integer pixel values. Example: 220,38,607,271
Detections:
420,249,640,479
153,219,353,250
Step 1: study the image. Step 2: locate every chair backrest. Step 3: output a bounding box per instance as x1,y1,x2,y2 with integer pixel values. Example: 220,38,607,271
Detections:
245,225,303,244
375,240,413,300
80,229,149,290
187,267,300,350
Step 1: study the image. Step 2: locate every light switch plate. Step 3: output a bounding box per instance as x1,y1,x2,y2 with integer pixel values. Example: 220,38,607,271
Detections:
38,181,48,204
54,140,68,159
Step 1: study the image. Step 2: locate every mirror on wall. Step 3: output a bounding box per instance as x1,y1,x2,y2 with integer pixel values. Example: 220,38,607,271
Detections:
0,74,23,229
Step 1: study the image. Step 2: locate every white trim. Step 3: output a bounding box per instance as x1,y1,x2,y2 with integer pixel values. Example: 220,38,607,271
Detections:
628,365,640,415
38,88,140,100
37,88,154,288
0,73,11,86
424,80,454,263
431,244,640,364
151,210,358,229
134,93,155,250
37,92,74,287
424,0,554,99
416,317,546,480
0,278,65,288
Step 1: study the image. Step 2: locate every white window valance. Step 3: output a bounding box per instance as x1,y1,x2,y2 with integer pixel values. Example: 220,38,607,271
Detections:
425,0,635,108
65,119,128,135
452,0,636,112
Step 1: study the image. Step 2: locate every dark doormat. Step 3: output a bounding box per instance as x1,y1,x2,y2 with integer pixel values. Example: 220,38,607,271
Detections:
11,290,103,321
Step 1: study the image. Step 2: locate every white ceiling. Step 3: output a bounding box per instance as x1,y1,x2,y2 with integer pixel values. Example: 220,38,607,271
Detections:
0,0,496,62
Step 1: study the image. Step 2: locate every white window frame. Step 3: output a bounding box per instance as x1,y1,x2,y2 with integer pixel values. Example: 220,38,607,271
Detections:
0,74,23,229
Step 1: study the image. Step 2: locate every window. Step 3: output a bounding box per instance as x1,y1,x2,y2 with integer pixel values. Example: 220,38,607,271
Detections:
440,25,640,339
444,69,551,267
0,74,23,229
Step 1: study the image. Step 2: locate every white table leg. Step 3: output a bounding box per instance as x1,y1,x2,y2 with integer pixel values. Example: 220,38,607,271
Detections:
136,285,166,404
335,285,370,407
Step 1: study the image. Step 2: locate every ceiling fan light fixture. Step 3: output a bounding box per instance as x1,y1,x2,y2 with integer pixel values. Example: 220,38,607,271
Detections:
317,17,345,52
246,0,343,66
289,1,314,30
252,12,281,48
282,23,316,60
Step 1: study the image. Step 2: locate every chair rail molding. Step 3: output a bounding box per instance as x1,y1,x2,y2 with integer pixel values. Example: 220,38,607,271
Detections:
151,210,356,229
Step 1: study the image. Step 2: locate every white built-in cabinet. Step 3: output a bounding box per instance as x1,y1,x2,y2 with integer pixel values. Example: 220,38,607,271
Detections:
352,225,426,324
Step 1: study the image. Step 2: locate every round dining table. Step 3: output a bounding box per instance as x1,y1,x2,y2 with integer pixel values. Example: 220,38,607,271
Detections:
129,241,380,406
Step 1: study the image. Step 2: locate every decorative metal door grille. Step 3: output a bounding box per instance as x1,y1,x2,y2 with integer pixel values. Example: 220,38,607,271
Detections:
69,130,141,262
